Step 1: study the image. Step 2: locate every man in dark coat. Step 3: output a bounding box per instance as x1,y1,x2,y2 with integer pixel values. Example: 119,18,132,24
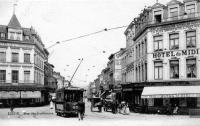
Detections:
77,99,85,120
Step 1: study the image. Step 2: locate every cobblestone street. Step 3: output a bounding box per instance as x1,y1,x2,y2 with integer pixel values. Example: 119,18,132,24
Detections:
0,101,200,126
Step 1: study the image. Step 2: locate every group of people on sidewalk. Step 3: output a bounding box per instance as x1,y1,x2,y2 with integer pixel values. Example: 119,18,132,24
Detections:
102,100,130,115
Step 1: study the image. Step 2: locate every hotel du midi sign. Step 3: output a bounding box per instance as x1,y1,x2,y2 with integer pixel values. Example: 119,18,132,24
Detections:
153,48,199,59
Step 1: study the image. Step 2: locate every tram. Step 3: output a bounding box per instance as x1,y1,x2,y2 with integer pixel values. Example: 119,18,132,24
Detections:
55,87,85,117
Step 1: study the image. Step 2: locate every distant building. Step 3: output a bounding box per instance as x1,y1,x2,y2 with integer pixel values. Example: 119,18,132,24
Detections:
0,14,48,106
53,72,65,89
44,61,57,91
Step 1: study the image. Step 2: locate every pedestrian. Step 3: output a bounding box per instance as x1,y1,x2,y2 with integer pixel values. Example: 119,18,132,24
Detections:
50,99,54,109
124,104,130,115
10,100,14,113
77,98,85,121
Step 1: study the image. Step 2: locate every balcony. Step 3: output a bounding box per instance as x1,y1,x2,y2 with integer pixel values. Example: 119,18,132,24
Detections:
0,80,38,86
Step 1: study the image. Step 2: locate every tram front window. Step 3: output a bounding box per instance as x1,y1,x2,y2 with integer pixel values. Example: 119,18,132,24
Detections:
65,91,82,102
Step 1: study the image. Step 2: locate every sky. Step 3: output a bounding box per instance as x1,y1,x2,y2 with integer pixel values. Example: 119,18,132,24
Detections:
0,0,169,88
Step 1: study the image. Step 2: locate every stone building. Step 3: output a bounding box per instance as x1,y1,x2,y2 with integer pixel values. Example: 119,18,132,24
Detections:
122,0,200,114
0,14,48,106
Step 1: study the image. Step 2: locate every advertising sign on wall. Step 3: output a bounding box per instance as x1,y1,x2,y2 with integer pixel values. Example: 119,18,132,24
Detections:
21,91,41,98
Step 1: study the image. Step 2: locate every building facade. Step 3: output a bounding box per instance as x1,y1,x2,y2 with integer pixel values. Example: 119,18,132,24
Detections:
0,14,48,106
122,0,200,114
53,71,65,89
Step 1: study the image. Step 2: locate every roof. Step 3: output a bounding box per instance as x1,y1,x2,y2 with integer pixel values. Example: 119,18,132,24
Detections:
167,0,182,6
151,3,165,9
141,86,200,98
0,25,7,33
8,14,21,29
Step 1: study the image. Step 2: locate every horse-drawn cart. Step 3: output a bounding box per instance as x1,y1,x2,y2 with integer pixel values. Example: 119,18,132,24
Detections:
90,97,102,112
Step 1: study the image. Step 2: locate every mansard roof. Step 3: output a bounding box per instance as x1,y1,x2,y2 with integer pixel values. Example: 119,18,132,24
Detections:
183,0,197,2
8,14,21,29
151,3,165,9
0,25,7,33
167,0,182,6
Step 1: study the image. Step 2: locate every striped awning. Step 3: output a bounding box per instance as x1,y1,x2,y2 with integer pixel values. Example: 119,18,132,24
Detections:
141,86,200,99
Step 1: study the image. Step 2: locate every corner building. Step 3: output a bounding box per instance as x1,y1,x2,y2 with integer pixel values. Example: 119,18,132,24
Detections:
0,14,48,106
123,0,200,114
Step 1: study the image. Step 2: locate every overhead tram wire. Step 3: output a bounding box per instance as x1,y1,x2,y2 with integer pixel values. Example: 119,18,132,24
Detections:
46,25,128,49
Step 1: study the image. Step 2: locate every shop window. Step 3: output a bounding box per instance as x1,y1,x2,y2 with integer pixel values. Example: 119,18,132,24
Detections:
197,98,200,107
12,70,19,83
187,98,197,108
148,98,154,106
179,98,187,107
186,4,195,14
12,53,19,63
0,52,6,62
170,7,178,17
170,60,179,79
154,35,163,51
186,31,196,48
186,59,196,78
169,33,179,50
0,70,6,83
154,61,163,80
154,98,163,106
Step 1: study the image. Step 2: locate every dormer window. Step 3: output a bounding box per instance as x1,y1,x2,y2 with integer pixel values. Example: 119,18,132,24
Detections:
170,7,178,17
8,29,22,41
154,10,162,23
9,32,14,40
24,35,29,40
186,4,195,14
0,33,5,39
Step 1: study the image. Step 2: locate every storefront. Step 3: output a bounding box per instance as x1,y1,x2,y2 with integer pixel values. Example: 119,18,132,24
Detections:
141,85,200,114
121,83,144,112
0,85,45,107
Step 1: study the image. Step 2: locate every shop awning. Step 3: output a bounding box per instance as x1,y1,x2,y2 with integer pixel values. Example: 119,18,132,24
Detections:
141,86,200,99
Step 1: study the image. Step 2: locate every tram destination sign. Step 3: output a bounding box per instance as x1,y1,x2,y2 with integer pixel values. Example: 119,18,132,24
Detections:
153,48,199,59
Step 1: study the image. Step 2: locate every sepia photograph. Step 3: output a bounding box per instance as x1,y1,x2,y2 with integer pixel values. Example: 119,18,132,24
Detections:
0,0,200,126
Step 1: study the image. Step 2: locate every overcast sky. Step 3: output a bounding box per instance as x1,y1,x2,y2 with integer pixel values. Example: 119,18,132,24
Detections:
0,0,169,88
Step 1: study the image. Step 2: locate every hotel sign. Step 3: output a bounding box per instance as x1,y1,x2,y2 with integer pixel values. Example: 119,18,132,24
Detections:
153,49,199,59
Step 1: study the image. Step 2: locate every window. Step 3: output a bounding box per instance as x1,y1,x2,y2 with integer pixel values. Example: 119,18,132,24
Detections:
170,7,178,17
186,31,196,48
0,33,5,39
0,70,6,83
12,53,19,62
24,71,30,83
154,10,162,23
154,98,163,106
0,52,6,62
16,32,21,40
169,33,179,49
8,32,14,40
154,61,163,80
170,60,179,79
186,59,196,78
25,35,29,40
24,53,30,63
154,35,163,51
186,4,195,14
12,70,18,83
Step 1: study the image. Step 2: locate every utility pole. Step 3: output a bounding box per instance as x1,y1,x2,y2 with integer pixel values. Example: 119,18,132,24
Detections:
69,58,83,86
